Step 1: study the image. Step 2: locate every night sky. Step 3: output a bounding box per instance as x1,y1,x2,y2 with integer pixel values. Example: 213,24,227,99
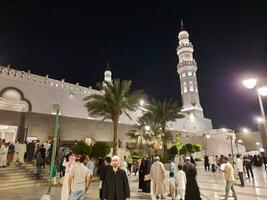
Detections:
0,1,267,131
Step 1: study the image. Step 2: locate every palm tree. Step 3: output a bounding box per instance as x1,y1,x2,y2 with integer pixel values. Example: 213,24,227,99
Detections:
144,99,184,154
84,79,143,155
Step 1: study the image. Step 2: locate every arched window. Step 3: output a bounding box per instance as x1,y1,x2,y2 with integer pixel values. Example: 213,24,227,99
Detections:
189,81,194,92
183,82,187,93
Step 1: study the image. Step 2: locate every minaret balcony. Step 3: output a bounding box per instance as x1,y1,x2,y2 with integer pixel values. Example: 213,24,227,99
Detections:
178,60,197,68
177,43,193,50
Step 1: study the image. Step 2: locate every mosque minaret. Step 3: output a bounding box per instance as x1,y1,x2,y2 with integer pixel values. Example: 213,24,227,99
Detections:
177,20,204,117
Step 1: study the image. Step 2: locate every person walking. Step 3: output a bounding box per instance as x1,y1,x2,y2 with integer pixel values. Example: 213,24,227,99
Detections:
244,155,254,179
176,164,186,200
7,142,15,166
219,156,238,200
168,172,176,200
183,156,201,200
103,155,130,200
150,156,166,200
204,155,210,171
236,154,245,187
68,154,91,200
61,153,76,200
98,156,112,200
0,142,8,167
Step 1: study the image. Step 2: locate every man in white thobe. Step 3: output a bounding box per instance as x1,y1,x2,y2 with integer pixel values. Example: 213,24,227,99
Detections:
0,143,8,167
18,141,26,164
150,156,166,200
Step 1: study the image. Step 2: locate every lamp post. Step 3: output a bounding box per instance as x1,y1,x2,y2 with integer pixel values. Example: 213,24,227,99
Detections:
242,78,267,137
48,104,60,194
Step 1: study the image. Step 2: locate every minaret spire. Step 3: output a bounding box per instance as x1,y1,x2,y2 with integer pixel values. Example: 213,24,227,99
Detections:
180,19,186,31
106,61,110,71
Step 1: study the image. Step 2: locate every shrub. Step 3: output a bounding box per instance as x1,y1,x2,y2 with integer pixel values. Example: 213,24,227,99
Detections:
72,140,91,155
90,142,111,158
169,145,178,156
194,144,202,152
185,143,196,154
195,158,202,161
179,145,187,155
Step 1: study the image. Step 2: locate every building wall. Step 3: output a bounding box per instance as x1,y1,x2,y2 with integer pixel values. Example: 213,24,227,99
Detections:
0,110,132,147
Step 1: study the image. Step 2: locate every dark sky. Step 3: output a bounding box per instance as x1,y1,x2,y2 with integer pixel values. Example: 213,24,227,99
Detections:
0,1,267,131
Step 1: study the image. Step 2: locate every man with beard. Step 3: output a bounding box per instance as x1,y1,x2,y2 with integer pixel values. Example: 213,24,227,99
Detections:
183,156,201,200
103,156,130,200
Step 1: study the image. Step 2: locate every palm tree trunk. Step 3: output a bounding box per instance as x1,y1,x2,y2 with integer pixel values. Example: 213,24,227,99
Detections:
162,124,167,156
112,115,119,155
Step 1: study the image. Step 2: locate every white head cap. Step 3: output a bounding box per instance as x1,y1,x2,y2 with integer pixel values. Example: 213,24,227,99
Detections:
186,156,191,160
111,155,120,161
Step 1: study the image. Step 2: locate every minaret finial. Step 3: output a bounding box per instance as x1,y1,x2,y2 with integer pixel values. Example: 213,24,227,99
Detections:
106,61,110,71
180,19,186,31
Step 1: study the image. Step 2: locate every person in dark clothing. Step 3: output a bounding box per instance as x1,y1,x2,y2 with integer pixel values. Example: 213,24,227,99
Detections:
36,152,44,180
183,156,201,200
97,158,105,200
39,144,46,169
142,158,152,193
98,157,112,200
103,156,130,200
26,141,35,162
204,155,210,171
190,156,197,166
7,143,15,166
263,155,267,171
138,158,146,190
244,155,254,179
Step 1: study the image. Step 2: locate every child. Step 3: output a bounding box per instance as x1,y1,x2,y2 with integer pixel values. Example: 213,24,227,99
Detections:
168,171,176,200
176,164,186,200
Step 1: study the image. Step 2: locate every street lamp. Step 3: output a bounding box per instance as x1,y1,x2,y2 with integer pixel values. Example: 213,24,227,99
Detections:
242,78,267,138
139,99,145,106
237,139,243,143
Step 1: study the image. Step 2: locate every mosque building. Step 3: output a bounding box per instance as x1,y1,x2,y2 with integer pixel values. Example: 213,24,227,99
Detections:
0,21,245,155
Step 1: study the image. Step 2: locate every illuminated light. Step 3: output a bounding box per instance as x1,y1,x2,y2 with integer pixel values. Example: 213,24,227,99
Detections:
259,148,265,152
242,78,258,89
237,139,243,143
206,134,211,139
258,86,267,96
256,116,264,123
70,93,74,98
139,99,145,106
242,128,249,133
221,128,227,132
145,125,151,131
256,142,260,146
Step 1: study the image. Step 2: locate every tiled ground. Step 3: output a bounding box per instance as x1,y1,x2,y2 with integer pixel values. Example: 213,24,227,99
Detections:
0,166,266,200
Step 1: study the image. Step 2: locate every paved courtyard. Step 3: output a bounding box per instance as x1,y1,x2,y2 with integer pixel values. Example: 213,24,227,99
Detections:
0,167,266,200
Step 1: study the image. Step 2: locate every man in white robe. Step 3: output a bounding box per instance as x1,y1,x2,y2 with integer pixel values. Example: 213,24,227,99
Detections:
150,156,166,200
18,141,26,164
0,143,8,167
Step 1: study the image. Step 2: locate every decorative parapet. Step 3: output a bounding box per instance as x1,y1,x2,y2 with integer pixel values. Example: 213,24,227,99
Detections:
177,60,197,67
177,43,193,50
0,65,101,96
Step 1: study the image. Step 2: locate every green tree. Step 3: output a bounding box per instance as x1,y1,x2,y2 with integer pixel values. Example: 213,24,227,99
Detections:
72,140,91,155
169,145,178,157
84,79,143,155
90,142,111,158
143,99,184,154
175,132,183,150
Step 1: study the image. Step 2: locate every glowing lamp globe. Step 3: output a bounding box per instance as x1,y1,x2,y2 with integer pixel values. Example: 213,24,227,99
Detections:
242,78,257,89
258,86,267,96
